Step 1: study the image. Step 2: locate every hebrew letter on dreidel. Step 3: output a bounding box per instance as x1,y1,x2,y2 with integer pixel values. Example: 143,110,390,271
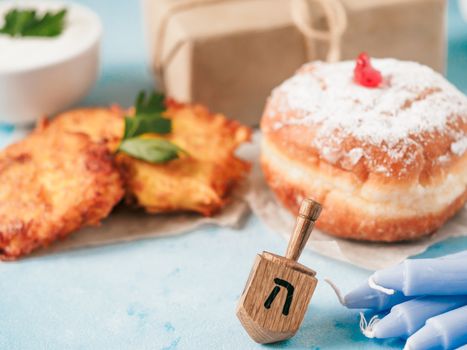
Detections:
264,278,295,316
236,198,322,344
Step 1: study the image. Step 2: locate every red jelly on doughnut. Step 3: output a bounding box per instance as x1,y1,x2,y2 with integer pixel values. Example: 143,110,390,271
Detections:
354,52,382,88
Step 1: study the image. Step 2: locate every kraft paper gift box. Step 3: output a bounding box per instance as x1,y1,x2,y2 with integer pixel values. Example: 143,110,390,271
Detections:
310,0,445,71
143,0,446,126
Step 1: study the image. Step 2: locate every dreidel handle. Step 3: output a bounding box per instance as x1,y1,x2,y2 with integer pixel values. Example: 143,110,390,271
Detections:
285,199,322,261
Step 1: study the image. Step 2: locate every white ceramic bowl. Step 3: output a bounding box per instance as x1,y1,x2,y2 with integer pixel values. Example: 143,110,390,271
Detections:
0,1,101,125
460,0,467,23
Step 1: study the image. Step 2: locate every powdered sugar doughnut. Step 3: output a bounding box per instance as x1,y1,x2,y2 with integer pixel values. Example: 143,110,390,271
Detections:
261,59,467,242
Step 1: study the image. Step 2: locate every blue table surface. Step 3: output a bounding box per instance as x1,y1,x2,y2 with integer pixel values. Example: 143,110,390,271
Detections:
1,1,467,349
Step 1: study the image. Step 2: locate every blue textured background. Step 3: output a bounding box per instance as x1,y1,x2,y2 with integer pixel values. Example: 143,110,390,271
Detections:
0,1,466,349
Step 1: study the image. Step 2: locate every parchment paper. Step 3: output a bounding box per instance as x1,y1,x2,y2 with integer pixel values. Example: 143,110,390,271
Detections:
32,190,250,257
240,133,467,271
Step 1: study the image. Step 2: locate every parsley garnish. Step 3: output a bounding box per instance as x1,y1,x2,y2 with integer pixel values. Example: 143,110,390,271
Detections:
119,138,184,164
118,91,185,164
123,116,171,140
135,91,166,115
123,91,171,139
0,8,67,38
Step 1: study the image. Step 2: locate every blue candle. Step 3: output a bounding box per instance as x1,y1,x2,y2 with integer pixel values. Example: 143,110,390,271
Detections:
404,305,467,350
439,251,467,259
369,253,467,296
344,282,410,311
361,295,467,339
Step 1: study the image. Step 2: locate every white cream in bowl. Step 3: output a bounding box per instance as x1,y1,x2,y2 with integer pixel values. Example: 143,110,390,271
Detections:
0,1,102,125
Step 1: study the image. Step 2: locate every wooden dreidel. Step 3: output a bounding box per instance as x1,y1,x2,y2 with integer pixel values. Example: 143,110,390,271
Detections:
236,198,322,344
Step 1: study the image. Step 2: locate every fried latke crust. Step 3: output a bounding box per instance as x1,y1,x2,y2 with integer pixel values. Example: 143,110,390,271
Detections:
47,102,251,216
0,127,124,260
39,106,125,152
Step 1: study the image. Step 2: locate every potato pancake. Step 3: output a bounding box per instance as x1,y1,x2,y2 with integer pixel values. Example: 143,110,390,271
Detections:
46,102,251,216
0,127,124,259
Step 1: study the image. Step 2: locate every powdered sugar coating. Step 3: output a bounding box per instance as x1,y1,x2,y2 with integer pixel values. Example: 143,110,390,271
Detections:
269,59,467,176
451,138,467,156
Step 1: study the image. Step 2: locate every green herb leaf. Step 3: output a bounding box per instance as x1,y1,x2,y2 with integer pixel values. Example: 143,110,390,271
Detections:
117,90,184,164
135,91,166,115
123,115,171,139
119,138,182,163
0,8,67,38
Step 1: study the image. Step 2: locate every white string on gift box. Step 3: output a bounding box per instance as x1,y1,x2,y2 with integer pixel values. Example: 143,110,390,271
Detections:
153,0,348,91
290,0,347,63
